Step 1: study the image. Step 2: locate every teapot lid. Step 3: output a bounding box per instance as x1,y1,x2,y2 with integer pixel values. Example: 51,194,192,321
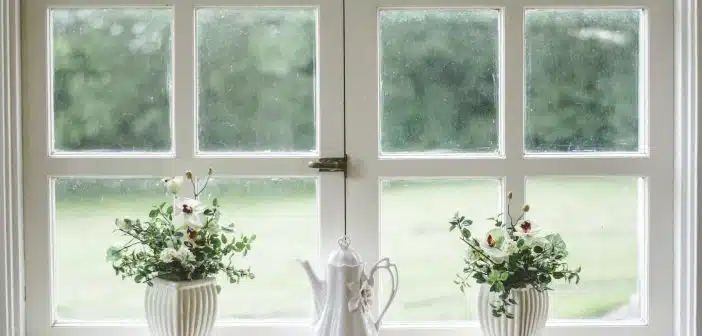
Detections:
327,236,362,266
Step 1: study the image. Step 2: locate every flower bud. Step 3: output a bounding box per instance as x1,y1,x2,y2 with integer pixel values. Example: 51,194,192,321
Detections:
115,217,130,230
164,176,183,195
507,191,513,199
185,171,193,180
521,204,530,212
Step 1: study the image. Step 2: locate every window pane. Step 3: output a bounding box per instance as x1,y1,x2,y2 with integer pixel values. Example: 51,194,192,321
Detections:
379,179,500,321
379,10,499,154
525,10,641,153
197,9,317,152
54,177,317,321
526,176,640,320
51,9,172,152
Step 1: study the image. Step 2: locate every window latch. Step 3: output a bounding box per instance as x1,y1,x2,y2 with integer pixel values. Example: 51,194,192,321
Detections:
308,155,348,174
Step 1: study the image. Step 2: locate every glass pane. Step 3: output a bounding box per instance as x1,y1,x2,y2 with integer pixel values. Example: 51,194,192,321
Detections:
51,9,172,152
197,9,317,152
525,10,641,153
526,176,640,320
379,179,500,321
54,177,317,321
379,10,499,154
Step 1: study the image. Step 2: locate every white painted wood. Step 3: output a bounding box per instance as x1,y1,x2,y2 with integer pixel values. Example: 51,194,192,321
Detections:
20,0,345,335
11,1,698,336
344,1,675,336
34,322,661,336
26,0,673,8
673,1,699,336
174,5,195,159
0,1,24,336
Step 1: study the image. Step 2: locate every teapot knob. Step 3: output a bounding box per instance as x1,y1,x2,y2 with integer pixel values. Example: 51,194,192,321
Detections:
338,236,351,249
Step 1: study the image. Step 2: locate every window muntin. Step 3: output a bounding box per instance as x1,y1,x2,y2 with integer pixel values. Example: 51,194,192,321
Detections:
23,0,675,335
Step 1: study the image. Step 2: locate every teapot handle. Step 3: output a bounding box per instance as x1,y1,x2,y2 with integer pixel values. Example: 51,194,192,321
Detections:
369,258,399,331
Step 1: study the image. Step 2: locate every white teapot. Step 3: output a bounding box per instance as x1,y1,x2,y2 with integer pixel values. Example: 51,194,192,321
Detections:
299,236,399,336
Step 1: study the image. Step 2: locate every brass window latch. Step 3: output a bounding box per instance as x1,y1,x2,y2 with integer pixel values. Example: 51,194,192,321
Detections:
308,155,348,175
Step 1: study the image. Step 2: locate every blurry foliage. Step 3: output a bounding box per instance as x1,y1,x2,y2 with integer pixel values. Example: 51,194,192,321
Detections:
51,9,640,153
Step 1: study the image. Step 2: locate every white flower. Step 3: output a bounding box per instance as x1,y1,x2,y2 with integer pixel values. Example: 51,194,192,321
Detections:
172,198,206,230
159,247,178,263
174,246,195,263
481,228,509,263
347,280,373,313
501,238,518,255
163,176,184,195
514,219,541,237
115,217,130,231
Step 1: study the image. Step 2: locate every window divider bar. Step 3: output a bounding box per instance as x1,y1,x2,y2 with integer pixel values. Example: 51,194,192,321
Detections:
173,4,196,164
502,6,524,162
502,6,526,205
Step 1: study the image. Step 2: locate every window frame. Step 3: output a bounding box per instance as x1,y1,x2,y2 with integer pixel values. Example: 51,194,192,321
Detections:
18,0,346,334
1,0,699,336
345,0,673,334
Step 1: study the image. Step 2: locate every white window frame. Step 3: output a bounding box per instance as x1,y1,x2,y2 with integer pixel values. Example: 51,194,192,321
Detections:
345,0,677,335
0,0,699,336
17,0,346,335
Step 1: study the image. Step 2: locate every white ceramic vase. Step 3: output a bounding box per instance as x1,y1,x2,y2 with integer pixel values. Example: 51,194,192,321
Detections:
145,277,218,336
478,285,549,336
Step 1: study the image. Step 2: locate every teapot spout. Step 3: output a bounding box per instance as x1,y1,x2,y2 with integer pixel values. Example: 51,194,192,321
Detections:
298,259,326,319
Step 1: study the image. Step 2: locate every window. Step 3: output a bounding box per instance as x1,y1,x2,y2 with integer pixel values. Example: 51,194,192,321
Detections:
21,0,675,335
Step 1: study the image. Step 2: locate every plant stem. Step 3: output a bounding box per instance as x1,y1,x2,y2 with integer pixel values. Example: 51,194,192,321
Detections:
190,178,198,198
195,175,212,198
115,241,141,253
119,229,147,245
506,197,513,230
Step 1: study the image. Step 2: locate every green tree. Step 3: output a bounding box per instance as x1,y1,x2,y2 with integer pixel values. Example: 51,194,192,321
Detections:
51,9,640,154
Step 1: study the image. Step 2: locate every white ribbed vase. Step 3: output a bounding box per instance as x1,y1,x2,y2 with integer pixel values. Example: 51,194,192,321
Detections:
145,278,218,336
477,286,549,336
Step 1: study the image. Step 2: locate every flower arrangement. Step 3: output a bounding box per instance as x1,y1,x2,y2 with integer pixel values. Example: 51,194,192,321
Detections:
106,168,255,292
450,192,581,318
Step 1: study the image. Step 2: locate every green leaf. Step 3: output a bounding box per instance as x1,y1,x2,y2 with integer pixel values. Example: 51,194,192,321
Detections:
149,209,159,218
106,246,122,262
221,234,227,245
166,205,174,215
212,198,219,207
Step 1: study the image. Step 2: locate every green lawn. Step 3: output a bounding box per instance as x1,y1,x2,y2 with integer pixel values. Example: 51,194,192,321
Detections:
53,177,639,322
